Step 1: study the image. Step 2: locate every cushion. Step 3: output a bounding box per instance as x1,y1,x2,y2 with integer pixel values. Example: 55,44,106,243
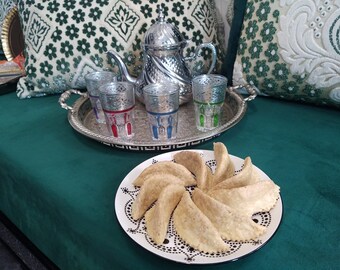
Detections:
232,0,340,109
214,0,234,53
16,0,225,99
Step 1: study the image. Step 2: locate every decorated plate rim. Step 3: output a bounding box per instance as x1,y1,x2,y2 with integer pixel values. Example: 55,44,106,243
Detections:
114,149,283,264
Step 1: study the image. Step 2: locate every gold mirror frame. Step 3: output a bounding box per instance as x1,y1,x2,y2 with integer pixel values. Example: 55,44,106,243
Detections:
1,6,24,61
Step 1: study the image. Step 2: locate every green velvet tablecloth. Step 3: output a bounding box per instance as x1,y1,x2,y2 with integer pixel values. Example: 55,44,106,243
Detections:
0,85,339,270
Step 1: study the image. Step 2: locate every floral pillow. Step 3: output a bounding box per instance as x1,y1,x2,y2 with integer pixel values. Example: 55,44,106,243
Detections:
232,0,340,109
16,0,224,99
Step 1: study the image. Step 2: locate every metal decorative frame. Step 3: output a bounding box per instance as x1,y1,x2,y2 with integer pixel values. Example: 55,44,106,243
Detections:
1,7,24,61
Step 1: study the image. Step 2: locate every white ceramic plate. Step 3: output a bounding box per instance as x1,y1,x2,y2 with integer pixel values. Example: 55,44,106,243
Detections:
114,150,283,264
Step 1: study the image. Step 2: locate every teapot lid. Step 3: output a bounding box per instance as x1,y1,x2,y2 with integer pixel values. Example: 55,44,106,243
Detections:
143,6,187,49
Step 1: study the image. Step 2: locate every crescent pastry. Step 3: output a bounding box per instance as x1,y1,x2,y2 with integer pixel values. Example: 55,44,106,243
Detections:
208,180,280,217
145,184,185,245
205,165,214,190
173,192,229,253
192,188,266,241
210,142,235,187
173,151,208,191
133,161,196,187
210,157,261,190
131,177,184,220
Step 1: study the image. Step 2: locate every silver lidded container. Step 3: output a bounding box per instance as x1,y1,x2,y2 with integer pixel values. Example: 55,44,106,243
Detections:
107,6,217,105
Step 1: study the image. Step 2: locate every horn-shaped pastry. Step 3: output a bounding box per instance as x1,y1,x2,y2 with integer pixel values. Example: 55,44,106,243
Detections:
133,161,196,187
192,188,266,241
210,156,261,190
210,142,235,187
173,151,208,191
131,177,184,220
208,180,280,217
173,192,229,253
145,184,185,245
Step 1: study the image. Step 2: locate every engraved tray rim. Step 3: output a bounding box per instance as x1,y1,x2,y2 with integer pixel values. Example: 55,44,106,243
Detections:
65,89,251,151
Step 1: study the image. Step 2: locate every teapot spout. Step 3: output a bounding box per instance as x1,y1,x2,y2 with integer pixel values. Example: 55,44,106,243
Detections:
107,50,137,84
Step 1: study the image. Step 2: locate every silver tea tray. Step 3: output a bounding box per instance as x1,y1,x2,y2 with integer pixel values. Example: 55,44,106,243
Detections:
59,85,256,151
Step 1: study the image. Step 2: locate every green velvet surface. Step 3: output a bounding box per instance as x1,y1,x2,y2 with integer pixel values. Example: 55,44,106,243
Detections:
0,86,339,270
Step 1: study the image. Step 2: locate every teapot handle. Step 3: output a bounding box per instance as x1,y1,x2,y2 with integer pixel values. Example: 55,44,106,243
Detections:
184,42,217,74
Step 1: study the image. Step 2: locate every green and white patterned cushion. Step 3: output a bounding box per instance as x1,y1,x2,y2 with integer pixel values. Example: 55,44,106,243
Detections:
233,0,340,108
16,0,224,99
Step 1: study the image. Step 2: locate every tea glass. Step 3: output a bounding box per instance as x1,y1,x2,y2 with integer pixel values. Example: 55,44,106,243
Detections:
192,74,228,131
143,83,180,140
98,82,135,139
85,71,117,124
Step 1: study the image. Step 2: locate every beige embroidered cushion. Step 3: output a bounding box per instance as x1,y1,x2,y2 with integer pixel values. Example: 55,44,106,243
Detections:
233,0,340,108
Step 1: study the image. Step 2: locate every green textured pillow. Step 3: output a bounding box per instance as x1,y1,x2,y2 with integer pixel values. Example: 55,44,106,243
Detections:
16,0,224,99
233,0,340,108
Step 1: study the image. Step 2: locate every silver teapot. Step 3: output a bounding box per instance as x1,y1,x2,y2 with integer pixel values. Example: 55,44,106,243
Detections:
107,7,217,105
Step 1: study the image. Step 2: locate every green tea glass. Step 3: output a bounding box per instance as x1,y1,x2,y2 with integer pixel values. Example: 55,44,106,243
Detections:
192,74,227,131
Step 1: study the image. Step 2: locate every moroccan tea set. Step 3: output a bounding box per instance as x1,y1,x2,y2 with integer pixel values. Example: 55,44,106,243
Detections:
59,7,256,151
